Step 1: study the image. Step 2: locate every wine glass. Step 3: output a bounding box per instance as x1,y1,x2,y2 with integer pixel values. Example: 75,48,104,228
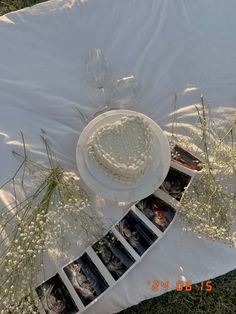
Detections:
83,48,114,117
110,75,142,110
84,48,112,90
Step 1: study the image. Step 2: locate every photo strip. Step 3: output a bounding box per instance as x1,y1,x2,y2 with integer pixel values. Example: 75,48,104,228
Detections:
135,194,176,232
171,144,203,171
92,231,136,281
159,166,192,201
36,273,78,314
116,210,158,256
63,252,109,307
35,146,200,314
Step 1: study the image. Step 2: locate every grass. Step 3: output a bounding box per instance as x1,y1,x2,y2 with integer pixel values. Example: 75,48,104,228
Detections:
0,0,47,15
120,270,236,314
0,1,235,313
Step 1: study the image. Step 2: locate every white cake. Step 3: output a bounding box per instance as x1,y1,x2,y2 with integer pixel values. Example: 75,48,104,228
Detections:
87,114,152,183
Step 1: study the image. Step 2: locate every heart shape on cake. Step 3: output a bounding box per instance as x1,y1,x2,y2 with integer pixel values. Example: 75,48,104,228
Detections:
87,114,153,183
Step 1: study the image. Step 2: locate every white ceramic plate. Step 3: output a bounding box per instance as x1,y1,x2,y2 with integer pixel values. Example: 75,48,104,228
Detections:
76,110,171,202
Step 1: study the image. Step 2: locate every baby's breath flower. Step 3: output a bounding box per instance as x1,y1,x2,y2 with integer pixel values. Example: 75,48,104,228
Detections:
174,101,236,246
0,132,103,312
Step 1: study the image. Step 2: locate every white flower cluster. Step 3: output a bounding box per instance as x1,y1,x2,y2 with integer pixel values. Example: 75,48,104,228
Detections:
172,105,236,246
0,166,102,313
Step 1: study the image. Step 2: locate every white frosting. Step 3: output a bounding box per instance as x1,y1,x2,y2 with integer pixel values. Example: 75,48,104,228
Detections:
87,114,152,183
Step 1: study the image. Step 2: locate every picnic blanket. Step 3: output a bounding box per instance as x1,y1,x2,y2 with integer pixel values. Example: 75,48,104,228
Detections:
0,0,236,313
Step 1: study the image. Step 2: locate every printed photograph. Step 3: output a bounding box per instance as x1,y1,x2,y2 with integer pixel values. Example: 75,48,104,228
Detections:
160,167,192,201
36,273,78,314
136,194,176,232
64,252,109,307
171,144,203,171
116,210,158,256
93,231,136,280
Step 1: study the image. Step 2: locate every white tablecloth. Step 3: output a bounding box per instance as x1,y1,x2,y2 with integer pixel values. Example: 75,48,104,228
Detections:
0,1,236,313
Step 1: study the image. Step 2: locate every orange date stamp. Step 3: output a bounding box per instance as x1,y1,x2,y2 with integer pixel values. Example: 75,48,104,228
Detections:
147,279,212,292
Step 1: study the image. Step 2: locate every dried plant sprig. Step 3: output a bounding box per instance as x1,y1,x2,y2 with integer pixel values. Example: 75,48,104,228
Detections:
0,131,104,313
173,96,236,245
